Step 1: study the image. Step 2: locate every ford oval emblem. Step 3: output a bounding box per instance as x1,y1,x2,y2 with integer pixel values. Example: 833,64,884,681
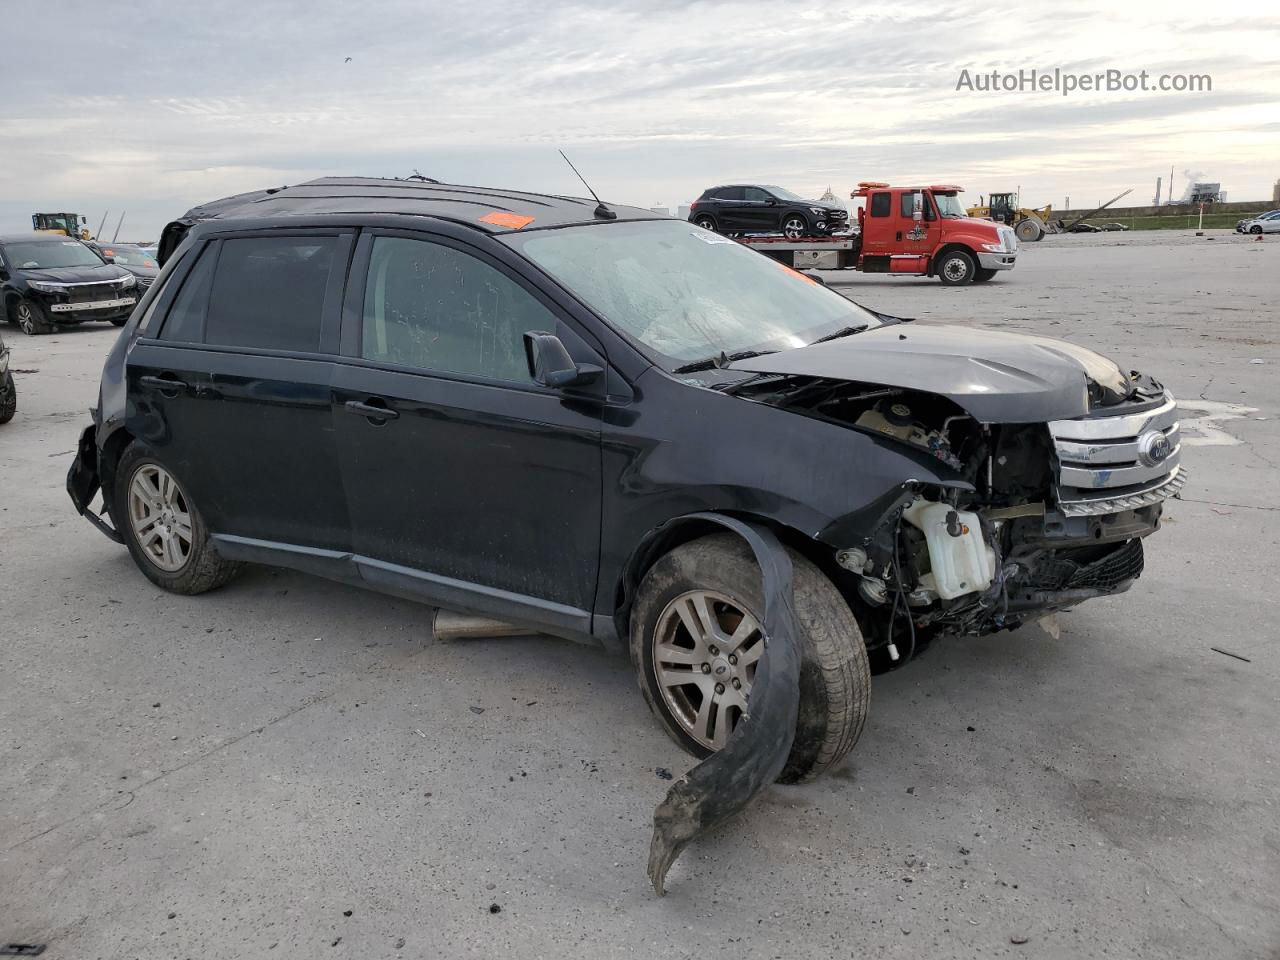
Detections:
1138,430,1172,467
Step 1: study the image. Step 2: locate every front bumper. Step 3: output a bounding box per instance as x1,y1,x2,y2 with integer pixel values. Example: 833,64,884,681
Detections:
48,296,137,315
29,286,137,322
977,251,1017,270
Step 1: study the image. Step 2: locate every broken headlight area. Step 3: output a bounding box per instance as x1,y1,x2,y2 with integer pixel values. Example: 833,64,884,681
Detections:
737,375,1179,659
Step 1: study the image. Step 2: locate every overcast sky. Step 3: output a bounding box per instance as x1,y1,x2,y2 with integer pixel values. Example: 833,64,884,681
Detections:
2,0,1277,240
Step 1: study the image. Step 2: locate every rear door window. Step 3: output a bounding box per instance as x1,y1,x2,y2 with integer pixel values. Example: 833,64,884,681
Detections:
204,237,336,352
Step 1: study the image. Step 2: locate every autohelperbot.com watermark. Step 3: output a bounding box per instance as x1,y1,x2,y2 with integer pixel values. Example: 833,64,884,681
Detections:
955,67,1212,97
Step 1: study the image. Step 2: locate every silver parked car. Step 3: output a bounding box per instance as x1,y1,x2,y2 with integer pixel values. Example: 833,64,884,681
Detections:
1236,211,1280,234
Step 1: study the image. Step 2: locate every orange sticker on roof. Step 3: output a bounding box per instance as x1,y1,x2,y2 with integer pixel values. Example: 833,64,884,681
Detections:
479,212,535,230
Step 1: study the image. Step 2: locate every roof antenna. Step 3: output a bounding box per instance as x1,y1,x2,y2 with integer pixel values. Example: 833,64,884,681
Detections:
558,150,617,220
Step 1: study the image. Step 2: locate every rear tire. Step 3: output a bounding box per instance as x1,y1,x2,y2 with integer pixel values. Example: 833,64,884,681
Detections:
693,214,719,232
109,316,128,327
936,249,976,285
631,532,871,782
114,442,242,595
14,299,56,336
0,369,15,424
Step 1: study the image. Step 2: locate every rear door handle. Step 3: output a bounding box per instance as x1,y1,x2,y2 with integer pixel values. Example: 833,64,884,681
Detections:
343,399,400,422
138,374,188,394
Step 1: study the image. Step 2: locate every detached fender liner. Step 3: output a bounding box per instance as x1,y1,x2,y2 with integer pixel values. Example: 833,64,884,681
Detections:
647,513,802,895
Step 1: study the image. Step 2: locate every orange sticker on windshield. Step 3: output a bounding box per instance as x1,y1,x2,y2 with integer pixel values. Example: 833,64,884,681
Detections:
479,212,535,230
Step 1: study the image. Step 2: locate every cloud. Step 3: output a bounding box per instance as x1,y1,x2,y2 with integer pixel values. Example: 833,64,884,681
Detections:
1,0,1277,238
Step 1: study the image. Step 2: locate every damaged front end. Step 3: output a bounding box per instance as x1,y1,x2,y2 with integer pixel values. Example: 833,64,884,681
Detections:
732,364,1182,657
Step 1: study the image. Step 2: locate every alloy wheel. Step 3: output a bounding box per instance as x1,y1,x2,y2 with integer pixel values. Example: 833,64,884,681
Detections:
128,463,194,572
16,304,37,335
652,589,764,750
782,216,806,240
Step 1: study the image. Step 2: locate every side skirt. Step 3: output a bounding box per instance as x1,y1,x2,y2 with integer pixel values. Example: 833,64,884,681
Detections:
210,534,597,645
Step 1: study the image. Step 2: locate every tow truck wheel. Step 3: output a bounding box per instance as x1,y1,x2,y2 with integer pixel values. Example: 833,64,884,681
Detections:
14,299,56,336
631,532,871,783
782,214,809,240
937,250,976,285
114,442,242,595
973,268,998,283
693,214,719,232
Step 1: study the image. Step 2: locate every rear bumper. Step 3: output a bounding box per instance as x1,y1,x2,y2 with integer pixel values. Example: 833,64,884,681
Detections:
977,251,1017,270
66,423,123,543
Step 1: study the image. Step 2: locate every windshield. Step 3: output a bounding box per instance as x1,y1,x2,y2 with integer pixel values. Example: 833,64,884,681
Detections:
503,220,882,368
763,185,806,202
933,194,967,218
98,245,158,267
1,240,103,269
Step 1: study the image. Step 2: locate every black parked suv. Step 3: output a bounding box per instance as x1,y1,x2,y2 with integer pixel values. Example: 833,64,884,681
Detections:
1,234,139,334
68,177,1181,782
688,184,848,238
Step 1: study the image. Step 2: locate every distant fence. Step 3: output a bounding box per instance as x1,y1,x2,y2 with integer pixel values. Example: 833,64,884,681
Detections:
1057,199,1274,231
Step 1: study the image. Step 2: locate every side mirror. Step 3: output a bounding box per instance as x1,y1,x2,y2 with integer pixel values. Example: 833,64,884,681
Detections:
912,192,924,222
524,331,603,389
102,256,115,263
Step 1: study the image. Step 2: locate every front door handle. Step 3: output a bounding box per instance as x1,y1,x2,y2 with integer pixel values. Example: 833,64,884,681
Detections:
138,374,188,395
343,399,400,422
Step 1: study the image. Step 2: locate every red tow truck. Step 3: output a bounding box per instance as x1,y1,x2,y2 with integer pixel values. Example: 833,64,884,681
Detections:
739,182,1019,284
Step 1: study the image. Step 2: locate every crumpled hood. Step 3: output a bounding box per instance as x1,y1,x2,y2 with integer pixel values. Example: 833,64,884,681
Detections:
730,323,1132,422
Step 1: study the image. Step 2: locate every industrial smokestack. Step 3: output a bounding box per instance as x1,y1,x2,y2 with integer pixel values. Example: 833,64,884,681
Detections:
1154,176,1162,206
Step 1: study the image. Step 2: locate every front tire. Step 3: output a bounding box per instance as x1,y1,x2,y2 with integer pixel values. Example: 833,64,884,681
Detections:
973,267,998,282
114,442,241,594
14,299,56,335
1251,225,1263,235
1014,218,1043,242
109,316,128,327
937,249,976,285
781,214,809,240
631,533,871,783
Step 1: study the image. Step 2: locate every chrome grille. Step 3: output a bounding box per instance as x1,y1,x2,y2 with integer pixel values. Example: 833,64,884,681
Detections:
1048,392,1185,517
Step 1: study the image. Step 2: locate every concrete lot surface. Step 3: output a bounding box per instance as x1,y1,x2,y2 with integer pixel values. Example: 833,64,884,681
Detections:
1,229,1277,959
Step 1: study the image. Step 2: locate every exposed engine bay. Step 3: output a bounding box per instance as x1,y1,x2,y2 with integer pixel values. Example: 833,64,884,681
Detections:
732,370,1184,662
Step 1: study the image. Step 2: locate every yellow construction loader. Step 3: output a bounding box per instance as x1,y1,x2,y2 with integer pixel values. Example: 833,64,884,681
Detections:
966,193,1060,242
31,212,93,240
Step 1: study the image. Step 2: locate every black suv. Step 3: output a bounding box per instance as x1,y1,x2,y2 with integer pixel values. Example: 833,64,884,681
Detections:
86,241,161,292
0,234,139,334
689,184,848,238
67,177,1181,783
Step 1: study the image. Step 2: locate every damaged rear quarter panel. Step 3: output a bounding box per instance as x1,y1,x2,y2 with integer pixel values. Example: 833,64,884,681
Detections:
596,366,963,618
